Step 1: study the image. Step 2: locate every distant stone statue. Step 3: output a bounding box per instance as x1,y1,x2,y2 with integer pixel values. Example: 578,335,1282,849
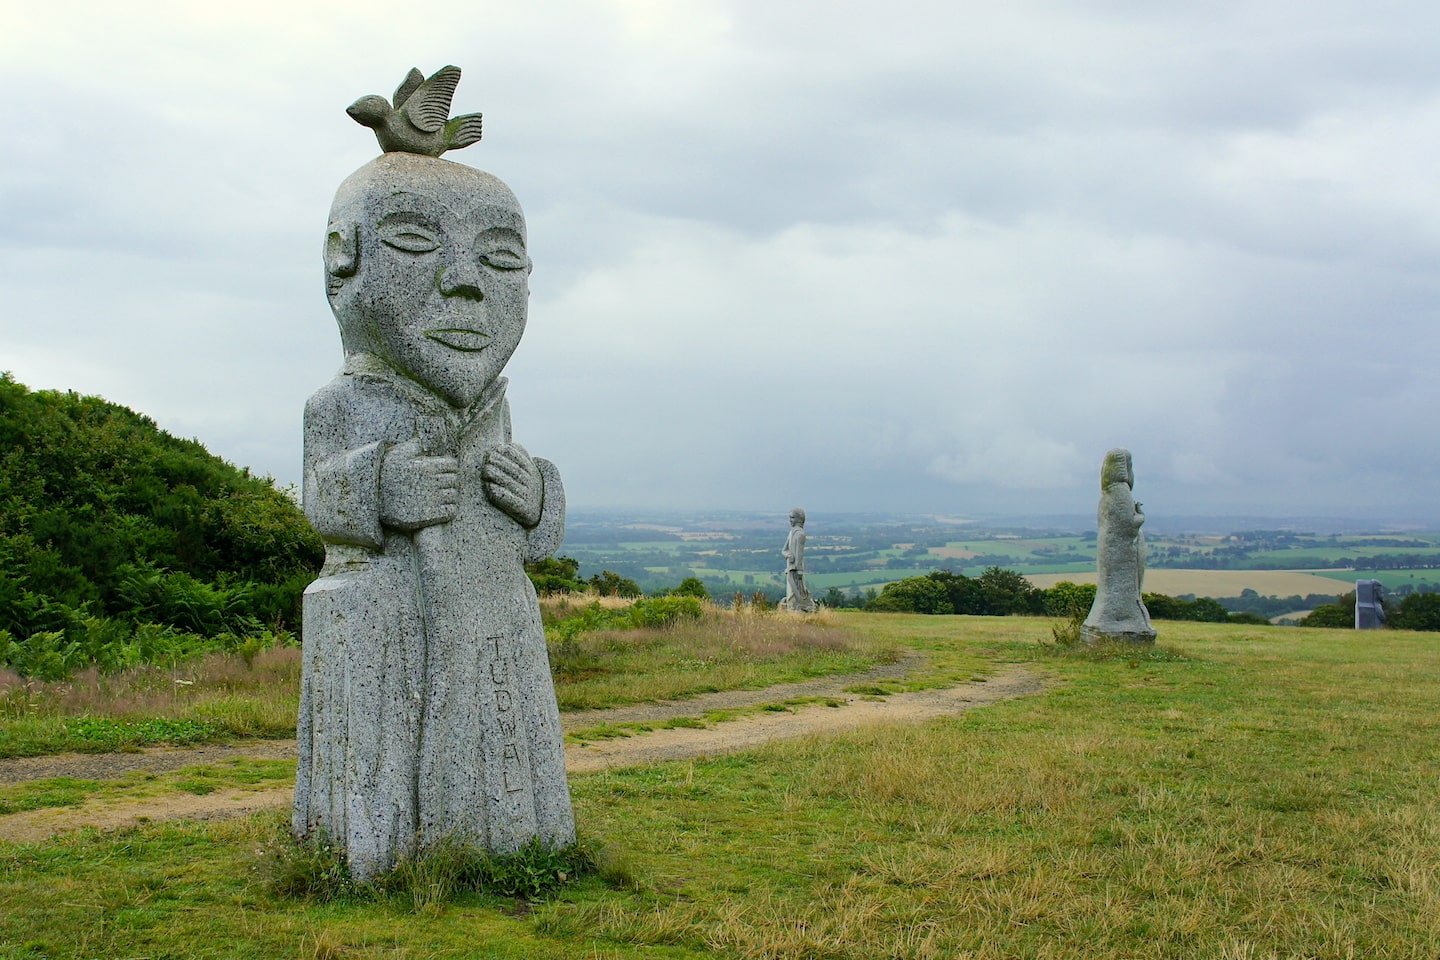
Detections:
1355,579,1386,629
1081,449,1156,644
293,65,574,879
779,508,817,613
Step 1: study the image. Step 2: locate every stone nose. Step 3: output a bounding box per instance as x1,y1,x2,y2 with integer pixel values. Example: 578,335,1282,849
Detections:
438,248,485,300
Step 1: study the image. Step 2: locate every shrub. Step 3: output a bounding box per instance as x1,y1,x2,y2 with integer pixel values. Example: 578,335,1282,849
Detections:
1143,593,1229,623
977,566,1045,615
628,595,704,629
866,576,953,614
1044,581,1097,617
525,556,586,595
670,577,710,600
1392,592,1440,631
1298,593,1356,628
588,571,642,598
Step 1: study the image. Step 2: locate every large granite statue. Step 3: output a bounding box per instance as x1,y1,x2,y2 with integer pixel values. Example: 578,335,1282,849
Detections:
293,65,575,879
1355,579,1386,630
1081,449,1156,644
779,508,817,613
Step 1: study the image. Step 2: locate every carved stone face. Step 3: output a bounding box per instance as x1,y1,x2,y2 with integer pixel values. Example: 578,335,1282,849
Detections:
1100,448,1134,489
789,508,806,526
325,153,531,407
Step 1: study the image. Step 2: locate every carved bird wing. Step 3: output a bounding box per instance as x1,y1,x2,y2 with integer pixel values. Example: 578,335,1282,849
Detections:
444,113,484,150
401,65,462,133
392,67,425,109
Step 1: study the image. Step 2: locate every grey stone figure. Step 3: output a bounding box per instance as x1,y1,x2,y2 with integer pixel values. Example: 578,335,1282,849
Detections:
1081,449,1156,644
1355,579,1386,629
293,66,574,880
779,508,817,613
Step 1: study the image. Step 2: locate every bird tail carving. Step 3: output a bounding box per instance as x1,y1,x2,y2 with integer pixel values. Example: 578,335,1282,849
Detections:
445,114,484,151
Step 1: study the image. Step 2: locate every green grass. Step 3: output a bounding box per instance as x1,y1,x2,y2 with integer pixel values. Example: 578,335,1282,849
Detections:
1246,546,1440,564
805,568,936,590
3,616,1440,957
0,758,295,816
566,697,849,744
1310,568,1440,590
0,649,303,759
0,606,903,756
549,607,904,711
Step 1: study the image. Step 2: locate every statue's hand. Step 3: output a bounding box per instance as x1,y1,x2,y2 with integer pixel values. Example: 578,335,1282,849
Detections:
379,439,458,531
483,443,543,527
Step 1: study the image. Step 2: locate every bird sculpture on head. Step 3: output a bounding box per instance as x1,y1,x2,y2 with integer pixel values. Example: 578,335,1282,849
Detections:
346,65,484,157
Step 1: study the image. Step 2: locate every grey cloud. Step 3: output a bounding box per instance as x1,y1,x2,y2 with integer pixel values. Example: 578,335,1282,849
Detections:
2,0,1438,523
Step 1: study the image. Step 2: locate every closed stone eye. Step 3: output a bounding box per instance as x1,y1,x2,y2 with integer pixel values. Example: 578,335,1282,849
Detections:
382,231,440,253
480,248,529,270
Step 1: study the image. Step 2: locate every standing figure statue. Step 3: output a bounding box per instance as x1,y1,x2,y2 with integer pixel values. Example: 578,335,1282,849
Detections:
293,66,575,879
779,508,817,613
1081,449,1156,644
1355,579,1387,629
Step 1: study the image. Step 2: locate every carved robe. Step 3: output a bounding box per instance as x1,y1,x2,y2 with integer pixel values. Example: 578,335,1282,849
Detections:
293,355,573,877
1082,480,1154,642
781,525,815,612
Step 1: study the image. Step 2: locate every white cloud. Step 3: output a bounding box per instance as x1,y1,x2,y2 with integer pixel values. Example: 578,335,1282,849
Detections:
2,0,1439,519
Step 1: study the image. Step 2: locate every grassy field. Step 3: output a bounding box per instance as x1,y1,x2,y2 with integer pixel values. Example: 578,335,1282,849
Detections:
1309,568,1440,590
1027,569,1354,598
1244,547,1440,564
2,614,1439,958
0,602,903,759
806,568,936,590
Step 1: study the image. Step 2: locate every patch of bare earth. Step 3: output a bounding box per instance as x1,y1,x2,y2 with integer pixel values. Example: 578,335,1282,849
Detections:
0,660,1046,842
565,664,1046,772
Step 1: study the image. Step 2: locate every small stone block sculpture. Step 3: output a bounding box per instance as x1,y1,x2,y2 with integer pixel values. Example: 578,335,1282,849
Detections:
293,65,575,879
779,507,817,613
1355,579,1386,630
1081,449,1156,644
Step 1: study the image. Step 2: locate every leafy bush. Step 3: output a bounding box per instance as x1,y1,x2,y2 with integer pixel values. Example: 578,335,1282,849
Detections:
525,556,586,595
669,577,710,600
588,570,642,598
1142,593,1230,623
1297,593,1355,628
1044,581,1097,617
115,564,264,637
865,568,1045,616
0,373,323,677
977,566,1045,615
1392,591,1440,631
866,576,953,614
547,596,705,650
629,595,704,628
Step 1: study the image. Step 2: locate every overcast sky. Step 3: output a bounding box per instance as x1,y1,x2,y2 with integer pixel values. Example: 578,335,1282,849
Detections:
3,1,1437,522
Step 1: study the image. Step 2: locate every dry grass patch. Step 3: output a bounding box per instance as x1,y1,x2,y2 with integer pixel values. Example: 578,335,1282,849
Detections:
0,648,302,757
550,603,900,711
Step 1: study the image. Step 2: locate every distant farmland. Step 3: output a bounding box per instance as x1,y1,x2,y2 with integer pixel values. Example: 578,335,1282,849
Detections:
1026,569,1352,598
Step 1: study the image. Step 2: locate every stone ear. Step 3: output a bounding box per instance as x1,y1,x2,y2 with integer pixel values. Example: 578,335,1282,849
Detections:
325,225,359,283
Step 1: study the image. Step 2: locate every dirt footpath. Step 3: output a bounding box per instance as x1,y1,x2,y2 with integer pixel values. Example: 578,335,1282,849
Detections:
0,662,1046,843
565,664,1045,772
